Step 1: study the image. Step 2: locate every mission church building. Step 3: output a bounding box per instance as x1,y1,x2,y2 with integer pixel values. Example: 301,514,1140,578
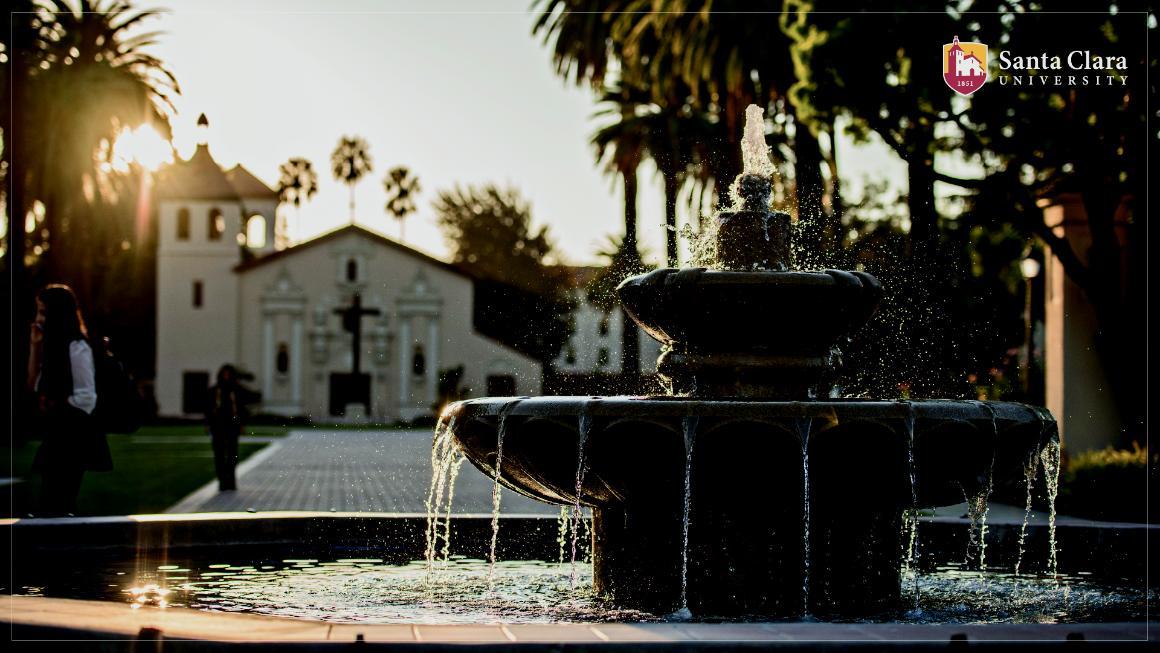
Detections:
153,121,540,421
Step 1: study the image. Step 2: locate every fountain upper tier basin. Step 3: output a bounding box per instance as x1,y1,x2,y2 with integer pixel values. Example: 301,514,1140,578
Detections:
445,397,1056,511
618,268,882,352
617,268,883,397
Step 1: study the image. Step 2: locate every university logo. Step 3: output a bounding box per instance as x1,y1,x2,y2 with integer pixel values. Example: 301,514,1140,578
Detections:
943,35,988,95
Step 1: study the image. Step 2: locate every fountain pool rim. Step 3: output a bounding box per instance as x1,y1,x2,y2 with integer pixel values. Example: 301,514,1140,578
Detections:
444,396,1054,422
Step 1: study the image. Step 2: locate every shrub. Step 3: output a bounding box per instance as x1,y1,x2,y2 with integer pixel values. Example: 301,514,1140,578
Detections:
1058,443,1151,523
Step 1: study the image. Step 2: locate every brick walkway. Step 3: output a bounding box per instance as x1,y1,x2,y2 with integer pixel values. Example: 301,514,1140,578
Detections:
167,429,557,515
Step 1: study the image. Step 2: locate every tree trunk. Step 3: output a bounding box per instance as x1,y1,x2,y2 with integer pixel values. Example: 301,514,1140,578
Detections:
903,129,955,397
622,169,641,377
825,121,845,260
792,125,829,268
623,170,639,255
8,151,29,443
793,126,826,228
900,136,937,262
663,171,680,268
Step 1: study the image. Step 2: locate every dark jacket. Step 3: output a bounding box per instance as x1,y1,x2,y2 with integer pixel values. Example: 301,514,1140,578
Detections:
32,339,113,472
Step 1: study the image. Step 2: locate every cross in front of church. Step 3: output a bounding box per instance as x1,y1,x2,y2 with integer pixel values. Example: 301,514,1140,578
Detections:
334,292,381,374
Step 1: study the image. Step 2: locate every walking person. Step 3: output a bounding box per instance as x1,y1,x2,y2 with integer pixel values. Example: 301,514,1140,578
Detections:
207,365,245,491
27,284,113,516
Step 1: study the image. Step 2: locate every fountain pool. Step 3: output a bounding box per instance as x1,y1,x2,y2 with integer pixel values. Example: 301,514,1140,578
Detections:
6,521,1150,624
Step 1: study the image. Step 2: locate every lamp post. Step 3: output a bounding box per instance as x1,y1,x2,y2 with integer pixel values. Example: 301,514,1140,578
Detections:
1019,257,1041,397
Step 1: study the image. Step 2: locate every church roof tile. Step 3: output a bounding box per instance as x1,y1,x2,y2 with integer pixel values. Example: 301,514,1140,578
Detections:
155,143,242,201
226,164,279,200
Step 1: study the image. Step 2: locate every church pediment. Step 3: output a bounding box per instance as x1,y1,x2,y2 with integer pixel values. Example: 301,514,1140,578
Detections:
234,224,470,280
398,269,443,315
264,266,306,298
262,267,307,314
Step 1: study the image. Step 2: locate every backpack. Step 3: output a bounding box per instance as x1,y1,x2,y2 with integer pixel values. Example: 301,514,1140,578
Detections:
92,338,145,434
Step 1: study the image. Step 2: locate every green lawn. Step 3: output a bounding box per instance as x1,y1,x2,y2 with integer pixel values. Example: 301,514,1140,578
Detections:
4,424,286,517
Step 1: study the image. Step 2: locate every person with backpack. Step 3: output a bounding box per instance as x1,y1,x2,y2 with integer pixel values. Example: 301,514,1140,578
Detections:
26,284,113,516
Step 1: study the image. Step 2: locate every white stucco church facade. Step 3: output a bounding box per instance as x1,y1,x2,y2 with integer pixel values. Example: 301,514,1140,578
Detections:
153,140,540,421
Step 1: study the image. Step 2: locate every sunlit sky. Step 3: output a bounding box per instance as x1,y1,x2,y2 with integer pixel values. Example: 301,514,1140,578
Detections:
145,0,912,265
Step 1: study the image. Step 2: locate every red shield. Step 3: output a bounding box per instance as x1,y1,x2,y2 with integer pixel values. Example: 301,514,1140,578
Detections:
943,37,988,96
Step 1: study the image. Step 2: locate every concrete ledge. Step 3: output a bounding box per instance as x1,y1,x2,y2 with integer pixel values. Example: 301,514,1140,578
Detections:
5,596,1152,647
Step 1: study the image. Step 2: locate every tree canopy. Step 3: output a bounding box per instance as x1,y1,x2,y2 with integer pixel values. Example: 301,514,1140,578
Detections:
433,184,576,363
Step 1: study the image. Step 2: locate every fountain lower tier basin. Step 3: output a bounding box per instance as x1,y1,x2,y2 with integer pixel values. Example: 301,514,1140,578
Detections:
444,397,1058,618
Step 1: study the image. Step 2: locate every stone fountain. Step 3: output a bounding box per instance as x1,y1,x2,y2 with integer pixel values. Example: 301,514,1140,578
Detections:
440,106,1058,619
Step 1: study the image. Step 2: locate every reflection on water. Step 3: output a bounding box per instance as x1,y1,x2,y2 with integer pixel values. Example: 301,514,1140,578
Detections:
898,564,1149,625
12,556,1149,624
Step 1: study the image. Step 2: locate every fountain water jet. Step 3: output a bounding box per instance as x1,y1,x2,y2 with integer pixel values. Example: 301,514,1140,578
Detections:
439,105,1058,618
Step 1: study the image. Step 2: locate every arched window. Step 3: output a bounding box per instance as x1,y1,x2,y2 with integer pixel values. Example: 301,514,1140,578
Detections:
176,207,191,240
412,344,426,376
598,315,611,337
208,207,225,240
346,258,358,282
276,343,290,374
246,214,266,248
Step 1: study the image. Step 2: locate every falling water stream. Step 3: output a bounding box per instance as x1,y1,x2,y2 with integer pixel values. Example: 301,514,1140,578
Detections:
964,403,998,569
1014,449,1039,577
425,416,461,578
797,416,812,616
571,411,592,587
670,415,699,620
1041,438,1062,581
902,403,921,612
441,454,466,563
557,507,569,564
488,414,508,588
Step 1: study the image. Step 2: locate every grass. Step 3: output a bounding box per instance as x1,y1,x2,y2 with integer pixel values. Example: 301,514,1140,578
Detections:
4,424,286,517
114,424,292,437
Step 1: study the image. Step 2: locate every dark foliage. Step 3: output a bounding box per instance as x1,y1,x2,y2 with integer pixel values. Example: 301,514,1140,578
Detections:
434,184,576,363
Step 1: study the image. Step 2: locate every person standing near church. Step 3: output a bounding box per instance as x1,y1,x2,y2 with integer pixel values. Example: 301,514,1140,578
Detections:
27,284,113,516
206,364,245,491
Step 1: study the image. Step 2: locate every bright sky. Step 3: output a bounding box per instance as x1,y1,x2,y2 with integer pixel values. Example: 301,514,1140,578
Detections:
147,0,908,265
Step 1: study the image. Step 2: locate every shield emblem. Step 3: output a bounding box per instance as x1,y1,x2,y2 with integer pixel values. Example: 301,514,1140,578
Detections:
943,36,988,96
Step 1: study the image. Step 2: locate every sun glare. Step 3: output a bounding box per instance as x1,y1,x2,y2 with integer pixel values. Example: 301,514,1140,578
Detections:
111,125,173,172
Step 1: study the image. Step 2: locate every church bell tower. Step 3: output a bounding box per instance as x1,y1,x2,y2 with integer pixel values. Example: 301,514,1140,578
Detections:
152,114,279,416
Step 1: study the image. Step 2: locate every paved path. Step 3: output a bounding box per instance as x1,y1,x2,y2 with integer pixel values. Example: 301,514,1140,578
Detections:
167,429,557,515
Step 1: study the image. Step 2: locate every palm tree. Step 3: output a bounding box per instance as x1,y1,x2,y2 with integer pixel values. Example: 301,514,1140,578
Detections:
531,0,628,89
3,0,178,287
330,136,373,223
594,83,719,268
382,166,421,242
275,157,319,246
591,93,648,377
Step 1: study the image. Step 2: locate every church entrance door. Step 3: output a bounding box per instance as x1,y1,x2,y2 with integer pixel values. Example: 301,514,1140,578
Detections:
329,372,371,416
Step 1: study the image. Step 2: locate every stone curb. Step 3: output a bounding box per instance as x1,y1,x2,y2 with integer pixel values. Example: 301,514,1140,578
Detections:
4,596,1152,647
